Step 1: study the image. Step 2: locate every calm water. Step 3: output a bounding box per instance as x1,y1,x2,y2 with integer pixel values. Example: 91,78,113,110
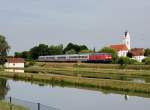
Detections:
0,78,150,110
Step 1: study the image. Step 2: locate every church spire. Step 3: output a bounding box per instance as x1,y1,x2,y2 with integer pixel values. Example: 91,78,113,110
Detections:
123,31,131,50
125,30,128,37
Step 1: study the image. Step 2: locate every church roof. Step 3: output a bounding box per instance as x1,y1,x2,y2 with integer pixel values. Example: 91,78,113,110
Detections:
110,44,128,51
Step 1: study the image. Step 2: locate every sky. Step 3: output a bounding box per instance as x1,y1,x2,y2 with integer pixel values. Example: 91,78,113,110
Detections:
0,0,150,55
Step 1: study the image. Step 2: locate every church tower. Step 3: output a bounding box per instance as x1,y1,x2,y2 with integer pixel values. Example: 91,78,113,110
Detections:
123,31,131,50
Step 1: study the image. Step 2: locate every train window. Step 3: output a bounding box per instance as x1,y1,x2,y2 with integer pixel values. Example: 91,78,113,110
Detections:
58,57,66,59
69,56,77,58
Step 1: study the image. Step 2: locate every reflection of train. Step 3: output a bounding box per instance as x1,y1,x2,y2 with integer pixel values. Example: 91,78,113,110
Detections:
38,53,112,63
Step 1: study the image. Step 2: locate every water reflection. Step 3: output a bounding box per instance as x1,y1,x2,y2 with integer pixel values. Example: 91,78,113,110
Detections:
124,94,129,101
7,76,150,99
0,78,9,99
5,69,24,73
5,79,150,110
131,78,146,83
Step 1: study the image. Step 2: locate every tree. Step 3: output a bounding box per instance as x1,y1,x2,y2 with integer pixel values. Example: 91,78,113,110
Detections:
128,59,138,64
30,44,50,59
65,49,76,54
144,48,150,57
14,52,23,58
63,43,88,54
64,43,76,54
118,57,130,68
0,57,6,65
142,57,150,65
22,51,29,58
0,35,10,65
127,51,132,58
49,44,63,55
79,49,93,54
99,47,118,63
79,45,88,51
0,78,9,99
15,51,33,61
15,44,64,60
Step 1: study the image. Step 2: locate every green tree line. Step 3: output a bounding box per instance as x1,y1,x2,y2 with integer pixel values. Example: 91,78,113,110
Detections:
1,34,150,65
15,43,93,60
14,43,150,65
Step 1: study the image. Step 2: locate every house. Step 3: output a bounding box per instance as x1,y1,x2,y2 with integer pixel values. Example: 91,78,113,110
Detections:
110,31,131,57
130,48,145,62
4,58,25,73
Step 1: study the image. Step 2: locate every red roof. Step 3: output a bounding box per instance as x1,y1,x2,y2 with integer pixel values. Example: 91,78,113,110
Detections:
110,44,128,51
6,58,25,63
131,48,144,56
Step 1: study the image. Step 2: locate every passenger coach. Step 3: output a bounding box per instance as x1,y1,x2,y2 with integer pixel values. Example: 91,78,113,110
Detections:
38,53,112,63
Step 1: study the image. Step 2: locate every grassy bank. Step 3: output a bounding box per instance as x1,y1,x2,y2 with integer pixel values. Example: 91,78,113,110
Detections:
35,62,150,70
25,66,150,83
0,101,28,110
1,71,150,94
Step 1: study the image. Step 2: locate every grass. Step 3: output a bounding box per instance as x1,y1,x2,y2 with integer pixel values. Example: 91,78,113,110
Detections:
35,62,150,70
24,66,150,83
0,101,28,110
2,62,150,98
1,71,150,94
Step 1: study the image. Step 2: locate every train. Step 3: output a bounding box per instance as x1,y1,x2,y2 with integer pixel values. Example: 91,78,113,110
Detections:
38,53,112,63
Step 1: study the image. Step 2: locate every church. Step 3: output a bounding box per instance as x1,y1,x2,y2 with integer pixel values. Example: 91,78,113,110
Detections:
110,31,130,57
110,31,145,62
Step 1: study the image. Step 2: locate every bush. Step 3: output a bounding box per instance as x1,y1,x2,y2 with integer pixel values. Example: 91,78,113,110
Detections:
65,49,76,54
142,57,150,65
29,61,36,66
0,57,6,66
128,59,139,64
118,57,130,68
25,61,36,67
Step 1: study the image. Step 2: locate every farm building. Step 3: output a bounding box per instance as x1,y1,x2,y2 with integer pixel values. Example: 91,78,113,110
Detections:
130,48,145,62
4,58,25,73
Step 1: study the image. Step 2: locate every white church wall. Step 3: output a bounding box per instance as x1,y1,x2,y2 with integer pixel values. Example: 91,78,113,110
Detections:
118,50,128,57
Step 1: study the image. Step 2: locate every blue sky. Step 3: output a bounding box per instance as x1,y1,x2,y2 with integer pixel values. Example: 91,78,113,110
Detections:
0,0,150,55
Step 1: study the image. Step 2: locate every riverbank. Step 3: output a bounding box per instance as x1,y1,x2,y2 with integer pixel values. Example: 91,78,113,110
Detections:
34,62,150,70
0,71,150,94
25,64,150,83
0,101,28,110
1,62,150,98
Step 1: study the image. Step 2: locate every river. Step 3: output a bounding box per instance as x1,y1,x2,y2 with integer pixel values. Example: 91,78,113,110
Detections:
0,78,150,110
